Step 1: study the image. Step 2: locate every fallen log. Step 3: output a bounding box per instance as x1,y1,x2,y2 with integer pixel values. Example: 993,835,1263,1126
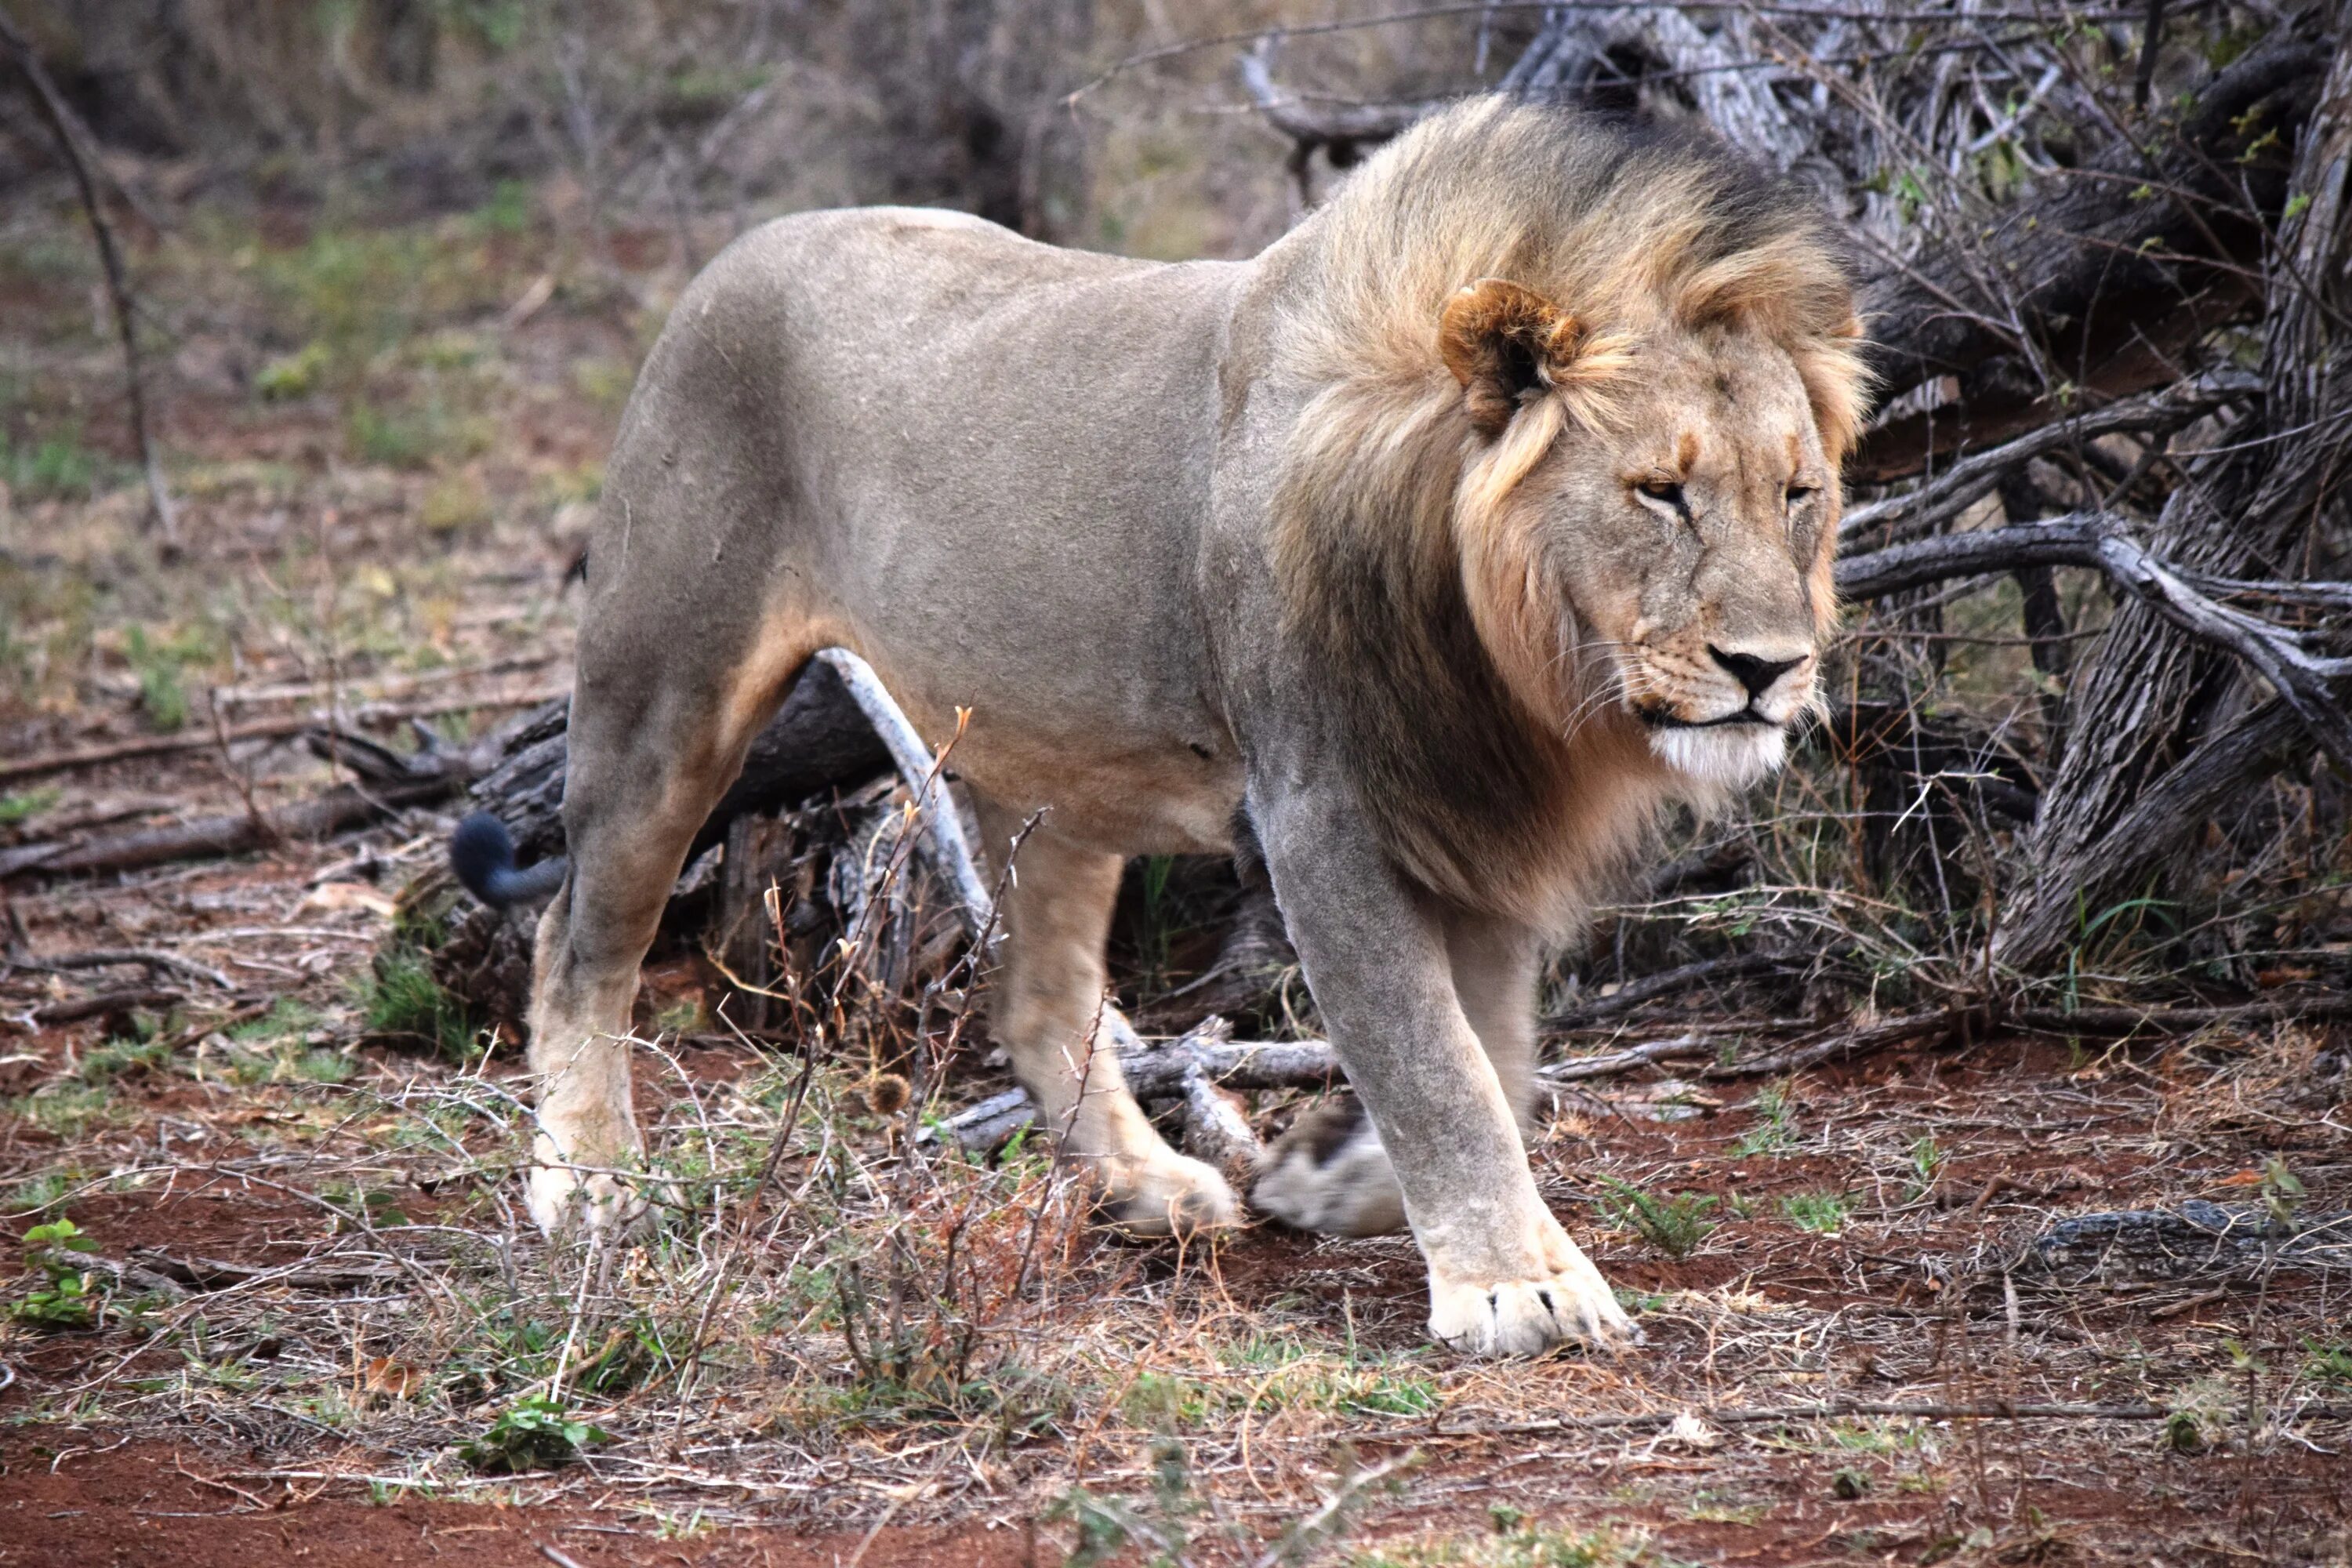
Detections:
0,686,561,789
11,986,187,1028
4,778,456,882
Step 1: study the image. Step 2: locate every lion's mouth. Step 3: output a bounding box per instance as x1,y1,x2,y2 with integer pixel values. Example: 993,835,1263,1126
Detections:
1635,704,1780,731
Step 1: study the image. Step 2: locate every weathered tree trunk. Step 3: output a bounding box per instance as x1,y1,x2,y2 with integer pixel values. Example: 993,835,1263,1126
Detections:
417,659,894,1025
455,658,891,870
1996,6,2352,969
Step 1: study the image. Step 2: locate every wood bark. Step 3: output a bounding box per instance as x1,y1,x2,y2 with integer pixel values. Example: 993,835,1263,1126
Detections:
1998,7,2352,967
456,657,890,871
1852,20,2332,476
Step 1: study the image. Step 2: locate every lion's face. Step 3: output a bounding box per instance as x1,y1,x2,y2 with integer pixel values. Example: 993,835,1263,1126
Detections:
1440,281,1842,793
1542,332,1835,787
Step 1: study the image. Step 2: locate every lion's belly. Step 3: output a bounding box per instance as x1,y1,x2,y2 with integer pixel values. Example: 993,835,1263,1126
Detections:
850,648,1246,858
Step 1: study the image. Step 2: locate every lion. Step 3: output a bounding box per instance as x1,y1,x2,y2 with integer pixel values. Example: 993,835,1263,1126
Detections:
450,98,1866,1357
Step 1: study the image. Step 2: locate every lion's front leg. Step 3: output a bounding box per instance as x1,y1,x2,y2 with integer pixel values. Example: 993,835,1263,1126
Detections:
1251,786,1635,1356
1255,913,1547,1238
975,801,1240,1237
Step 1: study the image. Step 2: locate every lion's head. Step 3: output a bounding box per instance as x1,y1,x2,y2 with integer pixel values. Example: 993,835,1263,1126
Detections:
1269,100,1868,925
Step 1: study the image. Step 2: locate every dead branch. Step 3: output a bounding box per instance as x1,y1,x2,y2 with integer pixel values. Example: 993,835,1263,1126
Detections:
1835,514,2352,772
1856,22,2329,421
4,778,456,883
1236,45,1439,158
1698,1009,1964,1079
123,1247,405,1292
2000,7,2352,964
11,986,187,1029
1541,1033,1714,1083
0,9,175,545
0,947,233,991
1178,1062,1266,1186
1838,377,2249,547
1544,951,1793,1033
1448,1398,2352,1440
811,648,996,942
0,686,561,789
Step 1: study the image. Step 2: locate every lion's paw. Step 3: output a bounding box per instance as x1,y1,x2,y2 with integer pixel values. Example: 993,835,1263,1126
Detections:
1250,1094,1406,1237
1428,1252,1641,1358
1100,1149,1242,1239
526,1142,647,1237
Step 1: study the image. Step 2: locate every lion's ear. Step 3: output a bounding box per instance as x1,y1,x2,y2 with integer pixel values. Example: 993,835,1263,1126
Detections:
1439,279,1580,437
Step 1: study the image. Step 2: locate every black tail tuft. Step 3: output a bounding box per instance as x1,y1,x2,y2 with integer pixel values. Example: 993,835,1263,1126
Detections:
449,811,568,907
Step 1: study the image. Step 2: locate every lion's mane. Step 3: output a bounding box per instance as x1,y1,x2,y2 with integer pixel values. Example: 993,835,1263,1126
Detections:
1265,100,1869,931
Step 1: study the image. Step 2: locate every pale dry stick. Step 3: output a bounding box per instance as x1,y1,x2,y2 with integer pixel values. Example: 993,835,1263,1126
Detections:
812,649,995,941
210,652,561,711
543,1227,607,1409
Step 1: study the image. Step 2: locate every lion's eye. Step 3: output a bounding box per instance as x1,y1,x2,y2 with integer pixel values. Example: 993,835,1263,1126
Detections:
1785,485,1817,508
1635,480,1688,516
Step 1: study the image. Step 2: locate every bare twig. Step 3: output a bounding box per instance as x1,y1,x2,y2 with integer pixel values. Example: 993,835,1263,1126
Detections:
0,10,176,544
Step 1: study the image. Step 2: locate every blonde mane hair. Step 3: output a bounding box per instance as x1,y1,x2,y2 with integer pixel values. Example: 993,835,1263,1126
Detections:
1266,99,1868,930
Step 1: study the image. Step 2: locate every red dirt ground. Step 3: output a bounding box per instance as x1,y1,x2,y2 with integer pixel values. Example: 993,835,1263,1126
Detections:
0,1437,1044,1567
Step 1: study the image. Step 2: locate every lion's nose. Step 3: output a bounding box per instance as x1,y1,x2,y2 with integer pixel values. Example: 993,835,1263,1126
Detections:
1708,645,1804,699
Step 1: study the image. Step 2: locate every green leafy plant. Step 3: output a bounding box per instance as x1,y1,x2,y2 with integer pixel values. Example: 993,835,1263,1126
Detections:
0,787,58,826
10,1218,104,1330
2260,1157,2304,1228
1781,1192,1851,1235
1906,1135,1944,1198
2302,1340,2352,1386
1730,1080,1798,1159
123,624,209,732
255,341,330,400
457,1394,612,1473
2,426,100,499
1598,1180,1718,1260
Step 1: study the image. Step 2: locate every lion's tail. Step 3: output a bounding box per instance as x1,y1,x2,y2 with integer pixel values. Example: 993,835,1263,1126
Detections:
449,812,568,908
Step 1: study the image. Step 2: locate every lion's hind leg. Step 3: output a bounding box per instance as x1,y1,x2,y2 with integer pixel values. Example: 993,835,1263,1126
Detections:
975,800,1240,1236
1250,1093,1403,1236
524,638,808,1235
1252,915,1540,1240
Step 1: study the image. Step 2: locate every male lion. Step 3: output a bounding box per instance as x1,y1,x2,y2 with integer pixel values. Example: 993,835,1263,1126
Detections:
452,100,1866,1356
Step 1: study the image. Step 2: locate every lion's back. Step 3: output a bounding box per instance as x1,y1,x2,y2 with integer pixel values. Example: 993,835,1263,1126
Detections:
598,205,1254,853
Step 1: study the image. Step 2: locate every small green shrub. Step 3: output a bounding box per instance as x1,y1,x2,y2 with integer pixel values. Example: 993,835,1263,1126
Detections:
458,1394,612,1473
1781,1192,1851,1235
9,1218,103,1330
1599,1180,1718,1260
1349,1522,1655,1567
2303,1340,2352,1385
122,624,216,733
354,943,474,1059
79,1035,174,1083
255,342,330,400
1730,1080,1798,1159
0,787,59,826
2,428,98,499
